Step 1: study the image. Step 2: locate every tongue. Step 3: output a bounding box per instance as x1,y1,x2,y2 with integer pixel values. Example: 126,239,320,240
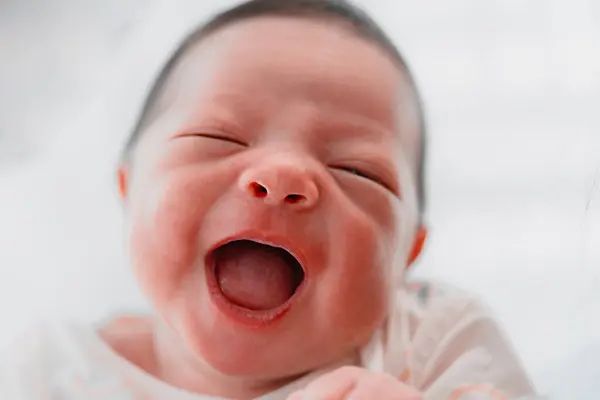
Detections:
214,241,298,311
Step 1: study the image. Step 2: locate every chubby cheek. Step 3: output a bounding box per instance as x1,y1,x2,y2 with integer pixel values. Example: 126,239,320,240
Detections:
319,187,402,343
328,265,389,346
127,169,226,302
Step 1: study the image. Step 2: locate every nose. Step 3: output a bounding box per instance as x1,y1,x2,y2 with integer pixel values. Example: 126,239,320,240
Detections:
238,158,319,210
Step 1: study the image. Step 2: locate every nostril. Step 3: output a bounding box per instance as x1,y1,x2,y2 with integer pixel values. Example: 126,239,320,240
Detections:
285,194,306,204
249,182,268,198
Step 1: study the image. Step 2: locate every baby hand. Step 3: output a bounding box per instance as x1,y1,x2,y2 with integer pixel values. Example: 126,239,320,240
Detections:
286,366,422,400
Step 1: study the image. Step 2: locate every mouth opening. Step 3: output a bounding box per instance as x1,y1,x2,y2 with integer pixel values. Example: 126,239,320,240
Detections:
211,239,305,311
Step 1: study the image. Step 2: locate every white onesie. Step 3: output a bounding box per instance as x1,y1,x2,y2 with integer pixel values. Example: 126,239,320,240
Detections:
0,281,539,399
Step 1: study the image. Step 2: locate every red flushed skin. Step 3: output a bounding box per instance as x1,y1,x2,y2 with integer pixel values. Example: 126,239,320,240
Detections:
118,16,422,398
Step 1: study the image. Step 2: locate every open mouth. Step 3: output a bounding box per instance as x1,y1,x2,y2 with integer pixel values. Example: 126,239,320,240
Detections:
209,239,305,312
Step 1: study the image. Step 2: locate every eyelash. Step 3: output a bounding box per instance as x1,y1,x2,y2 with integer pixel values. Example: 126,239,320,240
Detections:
179,133,247,146
332,165,390,190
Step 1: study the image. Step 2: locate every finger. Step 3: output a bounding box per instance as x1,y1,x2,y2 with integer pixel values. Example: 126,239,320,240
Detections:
301,366,363,400
345,373,423,400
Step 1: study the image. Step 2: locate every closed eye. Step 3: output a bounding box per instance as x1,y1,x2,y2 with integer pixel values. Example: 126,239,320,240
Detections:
332,165,392,191
177,133,247,147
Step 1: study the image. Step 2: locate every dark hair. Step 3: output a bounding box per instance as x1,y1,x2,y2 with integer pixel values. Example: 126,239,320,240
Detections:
124,0,427,213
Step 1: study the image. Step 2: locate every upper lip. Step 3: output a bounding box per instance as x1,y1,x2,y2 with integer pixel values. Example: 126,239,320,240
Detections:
205,230,308,275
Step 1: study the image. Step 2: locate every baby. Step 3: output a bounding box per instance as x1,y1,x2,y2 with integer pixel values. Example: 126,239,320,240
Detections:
1,1,538,399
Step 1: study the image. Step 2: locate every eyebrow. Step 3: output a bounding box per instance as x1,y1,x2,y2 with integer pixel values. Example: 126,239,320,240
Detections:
187,92,266,128
312,110,397,143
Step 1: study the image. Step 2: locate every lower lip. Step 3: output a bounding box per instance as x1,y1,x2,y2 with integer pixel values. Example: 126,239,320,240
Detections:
204,259,304,328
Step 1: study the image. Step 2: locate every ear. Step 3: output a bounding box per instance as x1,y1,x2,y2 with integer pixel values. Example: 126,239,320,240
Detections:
406,225,427,268
117,165,129,201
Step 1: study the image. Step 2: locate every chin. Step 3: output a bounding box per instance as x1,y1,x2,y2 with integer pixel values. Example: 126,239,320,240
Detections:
174,291,352,382
184,314,316,380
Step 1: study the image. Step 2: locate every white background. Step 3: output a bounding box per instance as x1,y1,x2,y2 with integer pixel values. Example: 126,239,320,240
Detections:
1,1,599,398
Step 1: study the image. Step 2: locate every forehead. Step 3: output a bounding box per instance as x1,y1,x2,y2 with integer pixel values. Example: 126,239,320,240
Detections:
156,16,419,160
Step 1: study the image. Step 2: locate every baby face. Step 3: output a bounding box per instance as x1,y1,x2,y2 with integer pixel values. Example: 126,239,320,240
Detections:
120,17,421,381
